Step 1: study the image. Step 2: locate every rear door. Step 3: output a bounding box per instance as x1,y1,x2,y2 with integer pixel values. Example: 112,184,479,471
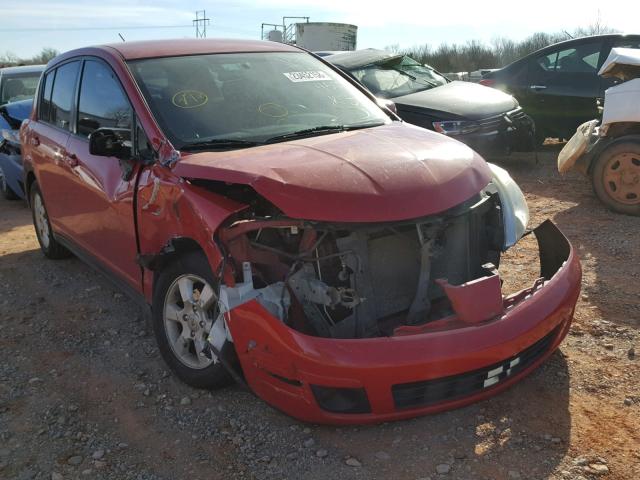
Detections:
526,39,605,137
62,58,143,290
27,61,80,235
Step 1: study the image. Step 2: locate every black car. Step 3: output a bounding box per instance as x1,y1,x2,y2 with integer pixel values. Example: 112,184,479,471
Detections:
325,49,535,155
481,34,640,141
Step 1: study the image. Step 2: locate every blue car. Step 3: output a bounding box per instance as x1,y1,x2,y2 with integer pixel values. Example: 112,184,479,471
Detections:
0,99,32,199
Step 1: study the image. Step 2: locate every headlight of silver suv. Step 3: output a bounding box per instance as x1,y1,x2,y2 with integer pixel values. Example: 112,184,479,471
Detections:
488,163,529,250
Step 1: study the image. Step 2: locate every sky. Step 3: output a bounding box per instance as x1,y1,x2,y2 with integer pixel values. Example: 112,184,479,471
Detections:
1,0,639,59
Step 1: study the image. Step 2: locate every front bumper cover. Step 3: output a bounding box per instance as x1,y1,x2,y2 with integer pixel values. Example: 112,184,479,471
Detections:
226,221,581,424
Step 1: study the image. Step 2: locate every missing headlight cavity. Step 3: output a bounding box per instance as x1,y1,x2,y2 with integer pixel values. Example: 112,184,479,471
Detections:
216,189,510,339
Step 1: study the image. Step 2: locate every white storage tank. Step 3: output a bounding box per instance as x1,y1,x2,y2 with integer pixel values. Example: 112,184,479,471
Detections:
267,29,283,43
295,22,357,52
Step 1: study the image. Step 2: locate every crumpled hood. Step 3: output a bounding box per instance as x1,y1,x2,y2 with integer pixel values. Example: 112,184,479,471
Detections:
393,81,518,120
173,123,492,223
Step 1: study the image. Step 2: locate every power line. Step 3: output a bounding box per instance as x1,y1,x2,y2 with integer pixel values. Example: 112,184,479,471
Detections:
0,25,192,33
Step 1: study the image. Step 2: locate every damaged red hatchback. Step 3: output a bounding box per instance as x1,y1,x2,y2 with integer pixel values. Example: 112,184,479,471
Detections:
21,39,581,424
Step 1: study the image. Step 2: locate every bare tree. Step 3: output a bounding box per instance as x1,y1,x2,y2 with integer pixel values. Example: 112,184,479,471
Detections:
30,48,59,65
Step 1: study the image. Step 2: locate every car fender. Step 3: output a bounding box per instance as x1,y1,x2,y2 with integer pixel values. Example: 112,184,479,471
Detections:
136,164,248,302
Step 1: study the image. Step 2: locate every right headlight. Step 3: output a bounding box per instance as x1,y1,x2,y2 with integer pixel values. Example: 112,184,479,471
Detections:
432,120,479,136
488,163,529,250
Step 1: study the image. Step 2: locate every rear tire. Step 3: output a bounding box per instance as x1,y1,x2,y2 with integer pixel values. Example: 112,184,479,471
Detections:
30,183,72,259
152,251,233,389
591,141,640,216
0,166,19,200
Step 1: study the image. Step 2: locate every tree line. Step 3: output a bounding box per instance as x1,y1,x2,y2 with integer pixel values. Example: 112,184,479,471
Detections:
0,48,60,68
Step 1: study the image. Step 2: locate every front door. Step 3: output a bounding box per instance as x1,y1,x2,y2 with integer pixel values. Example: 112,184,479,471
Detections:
62,58,142,291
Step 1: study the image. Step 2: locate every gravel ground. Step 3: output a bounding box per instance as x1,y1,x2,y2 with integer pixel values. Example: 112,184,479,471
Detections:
0,146,638,480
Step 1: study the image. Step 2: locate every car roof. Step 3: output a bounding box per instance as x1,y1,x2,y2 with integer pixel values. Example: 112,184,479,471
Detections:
0,64,46,75
51,38,301,64
520,34,640,62
326,49,404,70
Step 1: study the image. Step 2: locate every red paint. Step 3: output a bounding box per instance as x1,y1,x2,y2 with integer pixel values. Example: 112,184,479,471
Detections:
436,275,504,324
174,124,492,222
226,241,581,424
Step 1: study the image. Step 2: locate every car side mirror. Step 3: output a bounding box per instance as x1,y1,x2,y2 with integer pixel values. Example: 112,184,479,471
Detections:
88,128,131,160
376,97,397,115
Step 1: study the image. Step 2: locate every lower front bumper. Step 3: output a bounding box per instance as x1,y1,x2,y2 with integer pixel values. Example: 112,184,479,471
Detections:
458,116,536,156
226,221,581,424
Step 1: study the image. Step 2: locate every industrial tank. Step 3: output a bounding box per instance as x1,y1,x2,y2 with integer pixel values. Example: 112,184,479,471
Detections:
295,22,357,51
267,29,283,43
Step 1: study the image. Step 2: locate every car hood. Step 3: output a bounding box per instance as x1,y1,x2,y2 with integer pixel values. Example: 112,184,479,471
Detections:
173,123,492,223
392,81,518,120
0,99,32,129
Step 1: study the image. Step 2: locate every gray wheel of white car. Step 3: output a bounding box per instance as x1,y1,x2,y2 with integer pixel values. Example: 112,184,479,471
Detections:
152,251,233,389
592,141,640,217
30,182,71,259
0,166,19,200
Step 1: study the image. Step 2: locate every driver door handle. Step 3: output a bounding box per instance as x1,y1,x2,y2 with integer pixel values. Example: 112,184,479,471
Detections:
530,85,547,90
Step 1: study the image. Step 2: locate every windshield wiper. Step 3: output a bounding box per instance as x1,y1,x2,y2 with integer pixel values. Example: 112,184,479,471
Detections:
264,125,345,144
180,139,262,151
388,67,438,88
264,122,383,144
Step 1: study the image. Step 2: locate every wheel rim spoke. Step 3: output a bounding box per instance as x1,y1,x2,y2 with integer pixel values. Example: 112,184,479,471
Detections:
165,304,183,324
177,277,194,304
173,334,189,357
199,283,216,310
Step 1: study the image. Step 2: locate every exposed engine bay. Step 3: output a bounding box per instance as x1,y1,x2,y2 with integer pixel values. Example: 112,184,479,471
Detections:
210,182,506,339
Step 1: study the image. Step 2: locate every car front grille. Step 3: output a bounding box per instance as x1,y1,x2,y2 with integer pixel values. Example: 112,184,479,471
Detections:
475,108,529,134
391,326,559,410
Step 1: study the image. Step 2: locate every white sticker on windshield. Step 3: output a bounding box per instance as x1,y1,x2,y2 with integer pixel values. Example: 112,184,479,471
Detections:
283,71,332,82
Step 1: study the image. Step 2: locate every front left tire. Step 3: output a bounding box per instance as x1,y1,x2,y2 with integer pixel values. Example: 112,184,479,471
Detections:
152,251,233,389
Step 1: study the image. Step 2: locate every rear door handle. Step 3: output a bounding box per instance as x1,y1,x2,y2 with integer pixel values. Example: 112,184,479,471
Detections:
530,85,547,90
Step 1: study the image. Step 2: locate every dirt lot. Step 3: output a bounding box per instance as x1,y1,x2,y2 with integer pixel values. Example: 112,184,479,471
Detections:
0,147,638,480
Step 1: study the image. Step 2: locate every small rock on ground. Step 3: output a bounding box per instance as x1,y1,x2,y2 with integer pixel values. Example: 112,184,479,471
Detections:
345,457,362,467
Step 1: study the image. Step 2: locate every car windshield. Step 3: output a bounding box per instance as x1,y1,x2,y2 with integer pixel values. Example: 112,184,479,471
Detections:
0,72,42,105
128,52,390,149
349,55,448,98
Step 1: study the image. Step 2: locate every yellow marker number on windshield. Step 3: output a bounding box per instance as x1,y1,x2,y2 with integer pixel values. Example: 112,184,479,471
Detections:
172,90,208,108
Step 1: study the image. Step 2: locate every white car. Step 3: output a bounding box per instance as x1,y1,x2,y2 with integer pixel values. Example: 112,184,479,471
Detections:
558,48,640,216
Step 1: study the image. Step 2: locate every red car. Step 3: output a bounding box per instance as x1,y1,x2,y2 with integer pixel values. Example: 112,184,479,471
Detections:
20,39,581,424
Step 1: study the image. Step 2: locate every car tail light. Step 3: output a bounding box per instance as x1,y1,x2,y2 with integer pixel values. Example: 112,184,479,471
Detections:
479,78,496,87
311,385,371,414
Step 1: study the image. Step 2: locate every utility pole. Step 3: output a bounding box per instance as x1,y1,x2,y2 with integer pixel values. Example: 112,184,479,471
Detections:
193,10,210,38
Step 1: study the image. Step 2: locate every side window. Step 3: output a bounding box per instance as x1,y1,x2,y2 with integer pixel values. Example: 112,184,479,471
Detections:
535,42,603,73
536,51,558,71
39,70,55,122
77,60,132,137
50,61,80,131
